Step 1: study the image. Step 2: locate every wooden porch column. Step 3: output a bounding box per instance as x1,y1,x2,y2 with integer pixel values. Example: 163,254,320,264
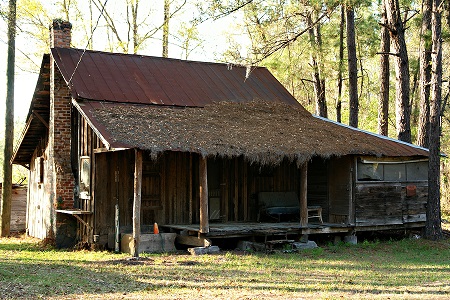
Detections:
132,149,143,258
199,156,209,233
300,162,308,227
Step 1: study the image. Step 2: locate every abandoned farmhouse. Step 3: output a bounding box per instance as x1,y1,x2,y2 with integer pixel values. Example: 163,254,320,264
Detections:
12,20,429,252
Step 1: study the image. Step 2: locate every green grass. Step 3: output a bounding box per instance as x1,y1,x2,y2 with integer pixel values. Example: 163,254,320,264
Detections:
1,235,450,299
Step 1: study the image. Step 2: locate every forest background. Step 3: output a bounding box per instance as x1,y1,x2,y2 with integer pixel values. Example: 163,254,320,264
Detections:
1,0,450,217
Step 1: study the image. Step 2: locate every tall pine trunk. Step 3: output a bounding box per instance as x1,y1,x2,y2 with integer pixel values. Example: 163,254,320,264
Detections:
308,13,327,118
378,0,390,136
385,0,412,142
336,5,344,123
417,0,432,147
1,0,16,237
425,0,443,240
162,0,169,58
346,6,358,128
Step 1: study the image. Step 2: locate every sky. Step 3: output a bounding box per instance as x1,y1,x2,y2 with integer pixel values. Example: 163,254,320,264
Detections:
0,0,248,133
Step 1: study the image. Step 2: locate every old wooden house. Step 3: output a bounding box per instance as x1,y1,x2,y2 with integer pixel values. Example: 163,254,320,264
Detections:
12,20,429,251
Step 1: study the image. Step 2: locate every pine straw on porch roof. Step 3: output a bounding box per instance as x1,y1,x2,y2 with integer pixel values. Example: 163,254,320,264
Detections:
91,100,427,166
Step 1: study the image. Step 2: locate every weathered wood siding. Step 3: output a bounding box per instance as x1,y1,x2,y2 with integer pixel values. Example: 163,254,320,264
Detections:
355,182,427,226
0,185,27,232
76,114,106,242
93,149,135,244
402,182,427,223
27,138,52,239
355,183,402,225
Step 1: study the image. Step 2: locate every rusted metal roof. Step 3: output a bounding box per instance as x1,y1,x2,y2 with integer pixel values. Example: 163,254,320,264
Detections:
51,47,301,108
74,100,428,163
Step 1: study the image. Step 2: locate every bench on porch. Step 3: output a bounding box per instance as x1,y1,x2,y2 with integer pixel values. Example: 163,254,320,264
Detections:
257,192,323,223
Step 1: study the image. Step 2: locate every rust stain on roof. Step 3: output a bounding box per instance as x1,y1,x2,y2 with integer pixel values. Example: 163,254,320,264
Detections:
51,47,302,108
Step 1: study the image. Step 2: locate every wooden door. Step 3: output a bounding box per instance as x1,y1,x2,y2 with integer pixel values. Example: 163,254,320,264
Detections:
328,156,354,224
141,157,163,225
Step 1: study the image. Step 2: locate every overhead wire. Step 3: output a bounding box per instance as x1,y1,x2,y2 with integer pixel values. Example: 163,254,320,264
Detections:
67,0,109,85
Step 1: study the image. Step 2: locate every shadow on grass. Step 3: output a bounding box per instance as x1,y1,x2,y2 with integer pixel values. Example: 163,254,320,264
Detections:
1,237,450,299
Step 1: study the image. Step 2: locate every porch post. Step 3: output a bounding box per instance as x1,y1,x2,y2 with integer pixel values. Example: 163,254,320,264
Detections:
300,162,308,227
199,156,209,233
132,149,143,257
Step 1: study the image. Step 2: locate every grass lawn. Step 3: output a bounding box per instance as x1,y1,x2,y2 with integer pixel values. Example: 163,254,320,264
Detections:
1,233,449,299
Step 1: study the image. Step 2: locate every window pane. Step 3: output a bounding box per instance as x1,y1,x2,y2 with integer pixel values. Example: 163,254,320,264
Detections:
357,162,383,181
406,161,428,181
384,164,406,181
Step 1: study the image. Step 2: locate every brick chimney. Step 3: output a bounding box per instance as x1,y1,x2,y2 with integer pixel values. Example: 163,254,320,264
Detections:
49,20,76,247
50,20,72,48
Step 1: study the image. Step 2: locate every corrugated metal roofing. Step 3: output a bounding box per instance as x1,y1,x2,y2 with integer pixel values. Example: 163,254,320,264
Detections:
51,47,301,108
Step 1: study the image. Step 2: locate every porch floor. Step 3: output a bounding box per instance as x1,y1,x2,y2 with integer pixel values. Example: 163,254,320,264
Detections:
161,222,354,238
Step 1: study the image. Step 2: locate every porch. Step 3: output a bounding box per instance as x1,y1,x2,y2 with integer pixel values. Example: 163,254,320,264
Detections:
160,220,425,248
161,221,353,239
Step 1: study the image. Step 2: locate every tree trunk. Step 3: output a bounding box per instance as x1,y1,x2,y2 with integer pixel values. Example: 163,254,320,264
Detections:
336,5,344,123
1,0,16,237
378,0,390,136
385,0,411,142
417,0,432,147
308,13,327,118
425,0,443,241
162,0,169,58
131,0,139,54
132,149,143,257
346,6,358,128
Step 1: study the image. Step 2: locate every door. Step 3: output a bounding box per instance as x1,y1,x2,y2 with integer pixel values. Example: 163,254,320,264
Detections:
328,156,354,224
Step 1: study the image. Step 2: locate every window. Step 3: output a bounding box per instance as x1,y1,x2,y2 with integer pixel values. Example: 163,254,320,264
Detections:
80,156,90,193
35,157,44,184
357,159,428,182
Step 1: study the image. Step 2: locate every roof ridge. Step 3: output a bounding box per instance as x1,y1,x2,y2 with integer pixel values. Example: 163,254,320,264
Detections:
51,47,265,69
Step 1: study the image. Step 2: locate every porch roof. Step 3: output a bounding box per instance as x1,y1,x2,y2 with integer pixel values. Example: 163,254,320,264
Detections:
11,54,50,167
76,100,428,165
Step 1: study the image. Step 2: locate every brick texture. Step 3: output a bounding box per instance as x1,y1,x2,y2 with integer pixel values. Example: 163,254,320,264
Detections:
50,20,75,211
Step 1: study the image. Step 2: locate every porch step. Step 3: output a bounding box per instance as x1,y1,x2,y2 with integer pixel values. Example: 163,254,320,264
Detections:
265,239,295,251
265,239,295,245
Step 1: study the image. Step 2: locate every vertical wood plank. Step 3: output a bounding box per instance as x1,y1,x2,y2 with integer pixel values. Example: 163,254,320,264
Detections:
242,161,248,221
234,157,239,221
189,154,193,224
300,162,308,227
199,156,209,233
222,159,229,222
132,149,143,258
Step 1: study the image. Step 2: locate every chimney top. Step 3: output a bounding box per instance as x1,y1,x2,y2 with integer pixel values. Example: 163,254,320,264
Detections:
50,19,72,49
50,19,72,30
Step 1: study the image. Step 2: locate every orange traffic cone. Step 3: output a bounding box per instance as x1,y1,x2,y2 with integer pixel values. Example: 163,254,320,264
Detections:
153,222,159,234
